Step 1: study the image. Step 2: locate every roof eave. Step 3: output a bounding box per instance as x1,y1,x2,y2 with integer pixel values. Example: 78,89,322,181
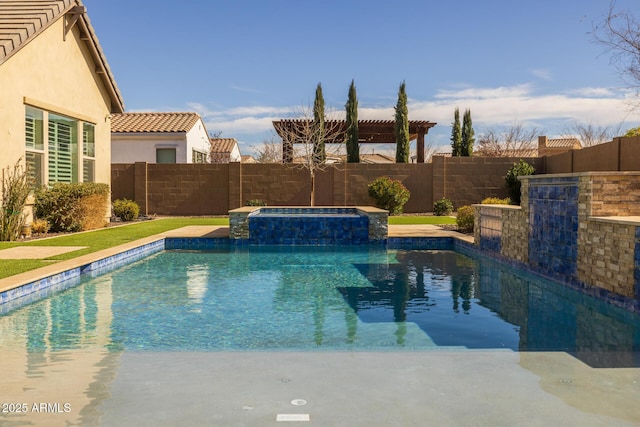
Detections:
77,7,124,113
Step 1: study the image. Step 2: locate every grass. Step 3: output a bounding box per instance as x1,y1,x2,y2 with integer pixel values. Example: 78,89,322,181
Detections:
0,217,228,279
389,215,456,225
0,215,454,279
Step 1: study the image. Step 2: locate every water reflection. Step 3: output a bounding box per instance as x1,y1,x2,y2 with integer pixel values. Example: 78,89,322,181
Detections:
339,250,640,368
1,247,638,370
0,276,122,425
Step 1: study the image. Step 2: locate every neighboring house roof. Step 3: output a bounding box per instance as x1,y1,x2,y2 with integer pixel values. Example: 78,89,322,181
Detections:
0,0,124,113
111,112,202,133
209,138,238,154
474,148,539,157
241,155,256,163
291,153,395,164
361,153,396,164
546,137,582,148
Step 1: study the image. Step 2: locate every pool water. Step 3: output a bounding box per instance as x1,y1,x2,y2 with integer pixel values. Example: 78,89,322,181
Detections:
1,246,639,368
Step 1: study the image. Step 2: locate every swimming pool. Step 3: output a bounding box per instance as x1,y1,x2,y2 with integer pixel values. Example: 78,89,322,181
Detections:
1,245,638,369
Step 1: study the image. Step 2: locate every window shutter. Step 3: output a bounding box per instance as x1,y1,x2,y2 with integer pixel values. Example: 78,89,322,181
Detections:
48,120,73,183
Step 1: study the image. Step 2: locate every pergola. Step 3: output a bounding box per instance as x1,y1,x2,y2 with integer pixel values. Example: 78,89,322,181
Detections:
272,119,437,163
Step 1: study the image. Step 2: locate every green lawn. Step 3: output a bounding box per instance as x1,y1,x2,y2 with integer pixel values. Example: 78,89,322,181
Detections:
388,215,456,225
0,217,228,279
0,215,454,279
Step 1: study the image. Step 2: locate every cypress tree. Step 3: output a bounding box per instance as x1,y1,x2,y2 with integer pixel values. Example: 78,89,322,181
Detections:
312,82,326,164
394,81,410,163
461,108,475,156
345,79,360,163
450,107,462,156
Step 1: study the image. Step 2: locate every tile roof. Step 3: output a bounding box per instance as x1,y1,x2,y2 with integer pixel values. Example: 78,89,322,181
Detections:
291,153,396,164
111,112,202,133
547,137,582,148
0,0,124,112
209,138,238,153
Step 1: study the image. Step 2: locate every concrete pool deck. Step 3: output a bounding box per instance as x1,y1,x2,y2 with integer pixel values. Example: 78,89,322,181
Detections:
0,225,638,426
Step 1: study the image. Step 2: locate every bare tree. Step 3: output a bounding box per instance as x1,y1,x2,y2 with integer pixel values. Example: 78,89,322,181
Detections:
273,105,346,206
410,139,437,163
561,121,622,147
204,130,223,163
593,1,640,104
476,122,540,157
252,132,283,163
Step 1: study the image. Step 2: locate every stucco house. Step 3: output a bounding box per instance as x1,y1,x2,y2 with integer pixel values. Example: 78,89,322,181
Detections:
0,0,124,191
111,112,211,163
209,138,241,163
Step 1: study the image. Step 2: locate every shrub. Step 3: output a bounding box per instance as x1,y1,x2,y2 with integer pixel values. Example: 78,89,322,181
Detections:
481,197,511,205
35,183,109,232
31,218,50,234
246,199,267,206
367,176,410,215
505,160,535,205
0,161,32,241
624,126,640,137
456,205,475,233
433,197,454,216
112,198,140,222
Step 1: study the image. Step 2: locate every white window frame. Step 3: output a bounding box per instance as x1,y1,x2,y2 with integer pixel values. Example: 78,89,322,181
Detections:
25,104,97,186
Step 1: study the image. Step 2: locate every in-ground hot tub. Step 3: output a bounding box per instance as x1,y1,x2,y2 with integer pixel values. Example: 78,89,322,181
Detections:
229,206,388,245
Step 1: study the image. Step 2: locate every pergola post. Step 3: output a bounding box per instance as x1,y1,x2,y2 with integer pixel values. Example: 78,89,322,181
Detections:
417,129,425,163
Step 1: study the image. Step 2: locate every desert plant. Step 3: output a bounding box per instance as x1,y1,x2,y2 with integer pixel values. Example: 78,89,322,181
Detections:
31,218,50,234
456,205,475,233
505,159,535,205
367,176,410,215
112,198,140,222
246,199,267,206
481,197,511,205
433,197,454,216
35,183,109,232
0,160,32,241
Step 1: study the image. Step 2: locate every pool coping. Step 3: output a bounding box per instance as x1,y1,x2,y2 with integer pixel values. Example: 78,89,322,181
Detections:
1,224,638,314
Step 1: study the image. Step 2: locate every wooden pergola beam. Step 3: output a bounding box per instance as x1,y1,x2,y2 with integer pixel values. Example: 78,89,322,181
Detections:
273,119,437,163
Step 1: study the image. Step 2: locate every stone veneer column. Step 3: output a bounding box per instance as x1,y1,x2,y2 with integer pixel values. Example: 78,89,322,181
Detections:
365,209,388,242
228,207,257,239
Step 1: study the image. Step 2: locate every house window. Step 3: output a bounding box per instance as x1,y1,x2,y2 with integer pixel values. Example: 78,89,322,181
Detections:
192,149,207,164
48,113,78,184
25,106,95,186
156,148,176,163
83,123,95,182
25,106,44,187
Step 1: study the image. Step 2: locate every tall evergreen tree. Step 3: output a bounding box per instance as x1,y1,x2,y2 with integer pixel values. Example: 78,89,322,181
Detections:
312,82,326,164
461,108,475,156
394,81,410,163
345,79,360,163
450,107,462,156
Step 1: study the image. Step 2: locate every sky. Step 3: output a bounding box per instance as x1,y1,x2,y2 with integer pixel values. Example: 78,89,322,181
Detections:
82,0,640,157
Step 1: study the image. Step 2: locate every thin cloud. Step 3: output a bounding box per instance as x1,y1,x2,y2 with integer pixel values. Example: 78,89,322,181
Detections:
188,83,640,152
564,87,616,97
230,84,264,94
531,68,552,80
433,84,532,100
415,83,639,128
